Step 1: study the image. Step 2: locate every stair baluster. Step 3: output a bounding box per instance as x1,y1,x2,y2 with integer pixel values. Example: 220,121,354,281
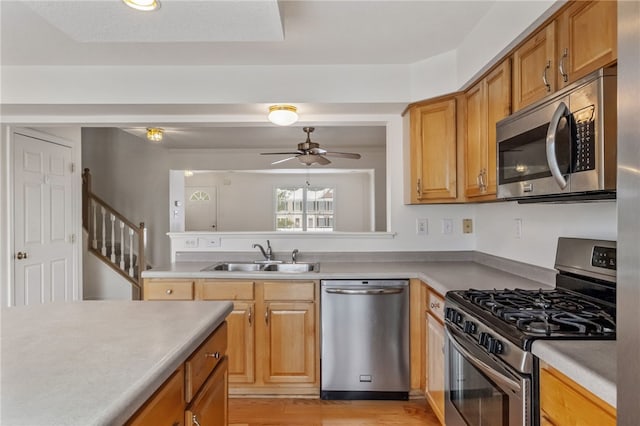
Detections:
82,168,146,300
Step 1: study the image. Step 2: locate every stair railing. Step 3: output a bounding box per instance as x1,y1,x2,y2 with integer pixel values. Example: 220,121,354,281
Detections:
82,168,146,299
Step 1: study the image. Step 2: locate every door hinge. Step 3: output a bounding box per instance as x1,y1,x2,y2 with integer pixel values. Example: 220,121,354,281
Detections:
70,162,75,173
69,233,76,244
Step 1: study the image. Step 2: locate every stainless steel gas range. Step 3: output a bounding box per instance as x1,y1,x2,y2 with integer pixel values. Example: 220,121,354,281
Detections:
444,238,616,426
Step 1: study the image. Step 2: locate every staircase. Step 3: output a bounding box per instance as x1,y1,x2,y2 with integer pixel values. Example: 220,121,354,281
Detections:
82,169,146,300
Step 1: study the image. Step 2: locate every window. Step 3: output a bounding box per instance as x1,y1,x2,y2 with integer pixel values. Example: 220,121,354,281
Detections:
276,186,334,231
189,190,210,201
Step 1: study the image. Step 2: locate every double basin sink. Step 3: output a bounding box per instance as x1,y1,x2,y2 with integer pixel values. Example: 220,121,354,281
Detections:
201,261,319,273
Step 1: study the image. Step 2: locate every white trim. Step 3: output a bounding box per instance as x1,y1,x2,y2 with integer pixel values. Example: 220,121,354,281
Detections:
168,231,396,239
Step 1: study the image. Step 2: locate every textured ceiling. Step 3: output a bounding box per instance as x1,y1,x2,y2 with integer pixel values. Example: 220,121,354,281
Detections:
1,0,496,66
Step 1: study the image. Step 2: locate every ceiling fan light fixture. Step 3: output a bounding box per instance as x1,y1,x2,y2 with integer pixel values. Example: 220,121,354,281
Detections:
268,105,298,126
122,0,161,11
146,127,164,142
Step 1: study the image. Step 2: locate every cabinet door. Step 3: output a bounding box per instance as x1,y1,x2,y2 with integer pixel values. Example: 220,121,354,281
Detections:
512,22,556,111
463,81,486,198
186,358,228,426
410,98,458,202
426,314,445,424
484,59,511,194
557,1,617,87
226,302,255,384
539,365,616,426
127,367,185,426
263,301,316,384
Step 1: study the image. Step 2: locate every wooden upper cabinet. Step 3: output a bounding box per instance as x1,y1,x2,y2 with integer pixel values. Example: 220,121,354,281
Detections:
464,59,511,199
409,97,458,203
556,1,617,87
512,22,556,111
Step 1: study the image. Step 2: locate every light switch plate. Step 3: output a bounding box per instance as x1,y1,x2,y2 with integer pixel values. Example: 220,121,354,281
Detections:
442,218,453,234
416,218,428,235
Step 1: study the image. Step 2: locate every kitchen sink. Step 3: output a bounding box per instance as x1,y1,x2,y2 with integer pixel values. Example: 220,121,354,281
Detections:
201,262,319,273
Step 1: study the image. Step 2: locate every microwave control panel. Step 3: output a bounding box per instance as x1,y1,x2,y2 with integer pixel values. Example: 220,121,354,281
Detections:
572,105,596,173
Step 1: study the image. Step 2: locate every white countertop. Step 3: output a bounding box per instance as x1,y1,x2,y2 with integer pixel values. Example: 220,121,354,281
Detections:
142,260,553,295
142,259,618,406
1,300,233,426
532,340,616,407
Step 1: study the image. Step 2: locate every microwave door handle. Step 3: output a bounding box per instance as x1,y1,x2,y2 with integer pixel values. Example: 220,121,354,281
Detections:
546,102,569,189
446,327,522,393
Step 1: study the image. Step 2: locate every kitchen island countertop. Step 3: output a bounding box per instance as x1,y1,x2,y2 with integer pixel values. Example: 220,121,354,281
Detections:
1,300,233,425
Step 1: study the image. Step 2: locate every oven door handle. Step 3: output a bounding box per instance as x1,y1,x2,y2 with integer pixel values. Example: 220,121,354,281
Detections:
546,101,569,189
446,327,522,393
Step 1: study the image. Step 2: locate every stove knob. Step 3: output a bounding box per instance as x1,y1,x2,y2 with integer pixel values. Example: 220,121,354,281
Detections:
479,332,491,349
489,338,505,355
463,320,477,335
445,308,463,325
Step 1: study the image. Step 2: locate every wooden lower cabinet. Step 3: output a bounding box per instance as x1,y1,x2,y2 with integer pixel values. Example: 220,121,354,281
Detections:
425,288,446,425
263,301,316,384
147,278,319,396
127,322,228,426
186,357,229,426
539,363,616,426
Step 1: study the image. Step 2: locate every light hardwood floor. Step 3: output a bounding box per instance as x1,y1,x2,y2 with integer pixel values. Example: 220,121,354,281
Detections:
228,397,441,426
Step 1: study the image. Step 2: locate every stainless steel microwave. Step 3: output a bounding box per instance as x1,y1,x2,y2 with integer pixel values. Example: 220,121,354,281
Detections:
496,67,617,201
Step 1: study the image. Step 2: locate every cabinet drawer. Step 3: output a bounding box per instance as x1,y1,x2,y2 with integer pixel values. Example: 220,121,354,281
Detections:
263,281,315,301
185,322,228,403
428,290,445,322
127,366,185,426
144,279,194,300
201,280,254,300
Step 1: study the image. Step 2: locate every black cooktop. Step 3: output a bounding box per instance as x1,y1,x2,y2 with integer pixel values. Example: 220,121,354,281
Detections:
461,288,615,336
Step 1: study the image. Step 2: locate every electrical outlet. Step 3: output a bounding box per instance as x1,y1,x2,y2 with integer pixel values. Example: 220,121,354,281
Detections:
184,238,198,248
463,218,473,234
201,237,221,248
416,218,428,235
442,218,453,234
514,218,523,239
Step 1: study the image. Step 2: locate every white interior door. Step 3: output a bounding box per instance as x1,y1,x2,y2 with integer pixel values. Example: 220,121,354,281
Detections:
13,133,74,305
185,186,218,231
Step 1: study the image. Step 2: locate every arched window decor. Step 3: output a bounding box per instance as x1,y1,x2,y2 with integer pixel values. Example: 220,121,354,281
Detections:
189,190,210,201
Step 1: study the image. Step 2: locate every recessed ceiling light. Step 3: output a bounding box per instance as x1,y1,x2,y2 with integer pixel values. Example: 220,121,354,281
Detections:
122,0,161,12
146,127,164,142
268,105,298,126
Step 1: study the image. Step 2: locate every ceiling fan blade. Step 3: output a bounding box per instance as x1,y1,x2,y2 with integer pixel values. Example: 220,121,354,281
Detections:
324,152,361,159
261,151,303,156
315,155,331,165
271,156,298,165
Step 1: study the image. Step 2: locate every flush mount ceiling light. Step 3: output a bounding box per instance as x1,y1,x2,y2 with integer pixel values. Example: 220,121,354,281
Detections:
122,0,161,12
146,127,164,142
268,105,298,126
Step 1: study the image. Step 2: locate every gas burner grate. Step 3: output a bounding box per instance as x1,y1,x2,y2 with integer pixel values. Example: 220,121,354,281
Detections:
462,288,616,337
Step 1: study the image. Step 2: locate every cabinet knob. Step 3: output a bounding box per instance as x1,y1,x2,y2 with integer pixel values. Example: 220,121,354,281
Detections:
205,351,221,359
166,289,173,295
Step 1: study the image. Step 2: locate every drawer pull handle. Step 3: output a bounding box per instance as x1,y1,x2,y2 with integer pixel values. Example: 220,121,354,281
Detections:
430,302,440,309
192,414,202,426
166,289,173,295
206,351,221,359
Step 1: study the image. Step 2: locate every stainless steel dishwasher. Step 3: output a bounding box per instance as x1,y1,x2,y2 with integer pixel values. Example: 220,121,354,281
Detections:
320,279,409,400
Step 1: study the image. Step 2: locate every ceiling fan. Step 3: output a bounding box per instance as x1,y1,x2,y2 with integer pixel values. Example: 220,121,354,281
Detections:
261,127,362,166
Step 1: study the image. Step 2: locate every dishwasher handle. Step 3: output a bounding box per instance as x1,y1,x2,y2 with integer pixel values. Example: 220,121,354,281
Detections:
325,287,405,295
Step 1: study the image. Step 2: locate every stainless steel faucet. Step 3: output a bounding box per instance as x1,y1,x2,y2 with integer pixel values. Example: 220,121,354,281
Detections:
291,249,299,263
253,240,273,262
